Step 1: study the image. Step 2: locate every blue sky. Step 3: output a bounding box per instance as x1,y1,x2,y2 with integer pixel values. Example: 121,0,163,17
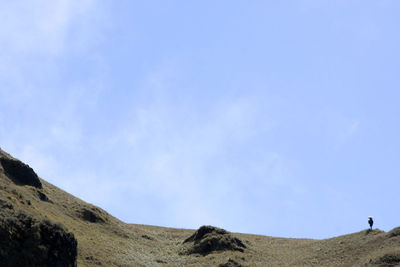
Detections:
1,0,399,239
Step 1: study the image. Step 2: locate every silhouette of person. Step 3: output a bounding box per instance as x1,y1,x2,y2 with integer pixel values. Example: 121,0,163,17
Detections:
368,216,373,230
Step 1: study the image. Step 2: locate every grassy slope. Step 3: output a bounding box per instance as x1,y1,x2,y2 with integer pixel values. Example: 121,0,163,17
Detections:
1,150,400,266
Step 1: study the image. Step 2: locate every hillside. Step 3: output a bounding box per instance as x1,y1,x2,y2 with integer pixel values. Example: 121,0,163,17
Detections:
1,148,400,266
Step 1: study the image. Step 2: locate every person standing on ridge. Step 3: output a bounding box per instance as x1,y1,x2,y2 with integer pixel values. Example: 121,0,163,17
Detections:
368,216,374,230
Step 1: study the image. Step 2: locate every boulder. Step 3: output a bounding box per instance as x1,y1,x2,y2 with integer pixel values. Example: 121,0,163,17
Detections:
0,158,42,188
183,226,246,255
78,207,106,223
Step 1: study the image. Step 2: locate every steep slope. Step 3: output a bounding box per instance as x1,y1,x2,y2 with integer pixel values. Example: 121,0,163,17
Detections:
0,148,400,266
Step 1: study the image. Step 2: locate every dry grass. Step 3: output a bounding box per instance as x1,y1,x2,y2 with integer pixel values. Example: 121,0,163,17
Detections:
1,149,400,266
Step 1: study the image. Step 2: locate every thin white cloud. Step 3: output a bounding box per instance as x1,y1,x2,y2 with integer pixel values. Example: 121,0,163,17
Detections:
90,66,301,229
0,0,105,103
0,0,107,191
311,109,360,149
0,0,98,54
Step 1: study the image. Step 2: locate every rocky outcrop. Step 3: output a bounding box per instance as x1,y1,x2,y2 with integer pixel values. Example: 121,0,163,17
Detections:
78,207,106,223
0,211,77,267
368,252,400,267
388,227,400,238
0,157,42,188
183,226,246,255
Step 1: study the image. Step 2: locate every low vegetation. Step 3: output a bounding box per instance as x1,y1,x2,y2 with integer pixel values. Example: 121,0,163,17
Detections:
1,148,400,266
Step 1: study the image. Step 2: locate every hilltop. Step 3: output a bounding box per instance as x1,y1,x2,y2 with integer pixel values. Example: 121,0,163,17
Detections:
0,148,400,266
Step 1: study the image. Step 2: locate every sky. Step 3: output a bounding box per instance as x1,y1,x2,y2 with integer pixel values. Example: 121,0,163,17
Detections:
0,0,399,239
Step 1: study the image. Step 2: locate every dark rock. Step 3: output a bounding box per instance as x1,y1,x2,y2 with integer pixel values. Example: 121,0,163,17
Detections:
0,199,13,210
0,211,77,267
184,225,229,243
38,191,50,202
0,158,42,188
219,258,244,267
141,234,154,240
85,256,102,265
388,227,400,238
79,207,105,223
183,226,246,255
369,253,400,267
